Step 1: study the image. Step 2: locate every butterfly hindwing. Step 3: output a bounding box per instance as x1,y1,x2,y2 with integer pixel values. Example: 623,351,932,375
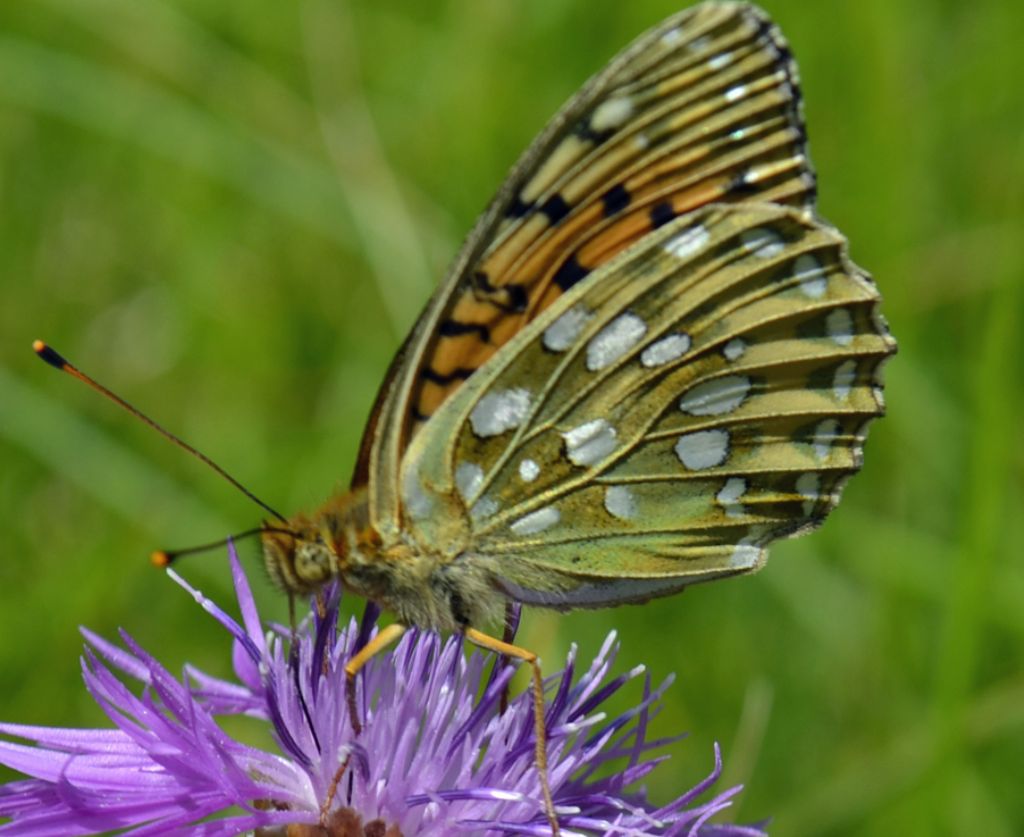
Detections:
356,2,815,534
399,202,895,606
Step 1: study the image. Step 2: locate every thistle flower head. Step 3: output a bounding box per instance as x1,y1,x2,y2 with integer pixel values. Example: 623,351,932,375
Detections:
0,546,767,835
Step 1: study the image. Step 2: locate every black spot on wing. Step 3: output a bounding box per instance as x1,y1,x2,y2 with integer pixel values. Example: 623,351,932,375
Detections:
540,194,571,225
505,195,533,218
551,254,590,291
439,320,491,342
754,11,775,40
421,366,476,385
601,183,631,217
574,118,615,146
649,201,676,229
473,271,529,313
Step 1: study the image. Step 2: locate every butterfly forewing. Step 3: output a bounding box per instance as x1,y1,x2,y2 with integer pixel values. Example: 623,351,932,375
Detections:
356,3,816,535
400,202,895,606
411,4,814,424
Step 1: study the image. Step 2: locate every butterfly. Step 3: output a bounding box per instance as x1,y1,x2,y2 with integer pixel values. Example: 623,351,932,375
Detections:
253,2,896,828
263,4,893,638
40,3,895,832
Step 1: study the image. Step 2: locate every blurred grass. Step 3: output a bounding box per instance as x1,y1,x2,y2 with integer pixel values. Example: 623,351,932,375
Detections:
1,0,1022,834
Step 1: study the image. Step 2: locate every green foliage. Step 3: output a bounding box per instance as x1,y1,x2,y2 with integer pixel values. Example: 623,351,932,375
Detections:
1,1,1021,834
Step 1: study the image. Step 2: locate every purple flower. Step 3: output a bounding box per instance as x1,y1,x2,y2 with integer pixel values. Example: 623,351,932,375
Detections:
0,547,767,836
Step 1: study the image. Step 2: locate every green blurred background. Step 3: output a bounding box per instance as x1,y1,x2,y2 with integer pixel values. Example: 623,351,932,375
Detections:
1,0,1021,834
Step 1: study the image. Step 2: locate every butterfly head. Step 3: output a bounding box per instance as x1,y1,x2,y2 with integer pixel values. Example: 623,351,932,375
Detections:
261,513,341,596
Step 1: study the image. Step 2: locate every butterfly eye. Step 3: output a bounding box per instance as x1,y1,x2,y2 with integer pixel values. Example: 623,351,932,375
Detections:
293,540,334,588
259,527,330,595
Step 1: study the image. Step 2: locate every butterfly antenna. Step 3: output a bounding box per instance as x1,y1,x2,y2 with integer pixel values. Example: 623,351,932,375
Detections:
33,340,289,525
152,526,285,567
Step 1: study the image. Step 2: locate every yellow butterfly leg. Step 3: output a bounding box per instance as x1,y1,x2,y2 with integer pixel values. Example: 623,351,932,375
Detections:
344,622,408,734
465,628,560,836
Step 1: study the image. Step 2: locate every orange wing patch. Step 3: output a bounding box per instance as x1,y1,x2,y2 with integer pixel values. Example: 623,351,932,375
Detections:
411,8,814,424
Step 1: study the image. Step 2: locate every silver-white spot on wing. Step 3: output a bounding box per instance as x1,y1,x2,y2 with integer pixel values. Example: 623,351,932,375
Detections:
469,388,532,437
741,227,785,258
401,468,433,521
518,458,540,483
717,477,746,518
730,540,761,569
833,360,857,401
794,253,827,299
562,418,618,467
454,462,484,502
709,51,732,70
591,96,634,132
470,496,499,522
826,308,854,346
663,27,685,47
723,338,746,361
813,418,840,461
725,84,747,102
662,225,710,261
586,313,648,371
674,429,730,471
603,485,637,521
640,332,691,367
679,375,752,416
796,472,820,516
543,304,594,352
510,505,560,536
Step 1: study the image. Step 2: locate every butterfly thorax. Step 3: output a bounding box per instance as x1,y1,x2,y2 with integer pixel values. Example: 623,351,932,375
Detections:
261,488,506,632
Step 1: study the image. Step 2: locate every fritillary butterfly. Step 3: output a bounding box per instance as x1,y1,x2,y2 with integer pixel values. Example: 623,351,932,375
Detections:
256,3,895,829
264,1,893,644
39,3,896,832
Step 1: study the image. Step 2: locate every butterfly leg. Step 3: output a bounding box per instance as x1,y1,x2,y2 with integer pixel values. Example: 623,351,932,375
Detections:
319,751,352,826
319,626,406,822
465,628,560,836
494,601,520,715
343,622,407,735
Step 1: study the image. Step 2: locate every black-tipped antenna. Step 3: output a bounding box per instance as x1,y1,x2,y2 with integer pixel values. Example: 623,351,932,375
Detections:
152,526,296,567
33,340,289,525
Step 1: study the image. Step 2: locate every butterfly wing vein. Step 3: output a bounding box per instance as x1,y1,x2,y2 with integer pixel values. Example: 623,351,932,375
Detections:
352,3,896,611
